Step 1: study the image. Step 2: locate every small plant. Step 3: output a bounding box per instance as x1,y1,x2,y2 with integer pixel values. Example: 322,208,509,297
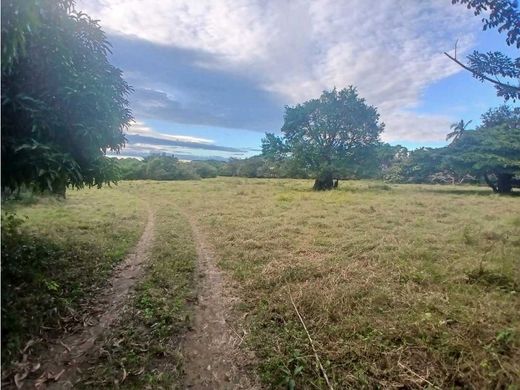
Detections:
490,329,516,354
280,351,306,389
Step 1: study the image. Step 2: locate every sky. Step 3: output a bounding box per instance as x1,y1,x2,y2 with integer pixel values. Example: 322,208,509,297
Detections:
78,0,519,160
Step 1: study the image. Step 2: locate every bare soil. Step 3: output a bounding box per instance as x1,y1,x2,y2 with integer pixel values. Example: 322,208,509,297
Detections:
18,208,155,389
181,215,259,389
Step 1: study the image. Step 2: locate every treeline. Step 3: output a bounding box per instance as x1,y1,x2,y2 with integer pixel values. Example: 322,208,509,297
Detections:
219,143,408,180
115,143,407,182
117,105,519,194
116,155,220,180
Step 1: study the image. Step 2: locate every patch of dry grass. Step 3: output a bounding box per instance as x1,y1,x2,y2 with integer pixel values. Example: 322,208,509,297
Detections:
157,178,520,389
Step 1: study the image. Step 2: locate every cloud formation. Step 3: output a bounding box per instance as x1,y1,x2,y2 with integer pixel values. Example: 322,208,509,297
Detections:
127,121,213,144
120,121,248,158
80,0,481,143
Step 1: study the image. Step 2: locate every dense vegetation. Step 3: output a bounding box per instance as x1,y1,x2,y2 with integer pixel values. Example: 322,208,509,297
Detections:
388,106,520,193
116,155,219,180
1,0,131,196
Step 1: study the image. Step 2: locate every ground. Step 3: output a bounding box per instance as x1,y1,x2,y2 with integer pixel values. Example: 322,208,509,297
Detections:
2,178,519,389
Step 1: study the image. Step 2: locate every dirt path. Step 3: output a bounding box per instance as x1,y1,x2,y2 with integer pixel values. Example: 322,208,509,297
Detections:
181,216,259,389
20,207,155,389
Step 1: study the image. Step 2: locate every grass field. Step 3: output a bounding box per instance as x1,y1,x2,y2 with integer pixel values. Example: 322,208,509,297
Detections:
1,188,147,366
3,178,519,388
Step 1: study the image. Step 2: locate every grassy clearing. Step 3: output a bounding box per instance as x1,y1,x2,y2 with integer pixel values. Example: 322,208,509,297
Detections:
3,178,519,388
160,178,520,389
1,187,147,369
78,196,196,388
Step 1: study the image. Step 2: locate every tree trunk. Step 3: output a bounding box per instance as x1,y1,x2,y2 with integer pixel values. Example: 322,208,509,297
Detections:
313,171,334,191
496,173,513,194
484,173,514,194
483,173,498,193
52,179,67,199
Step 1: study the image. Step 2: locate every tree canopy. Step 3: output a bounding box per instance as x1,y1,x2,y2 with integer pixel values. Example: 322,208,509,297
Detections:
384,105,520,193
448,0,520,101
444,107,520,193
263,87,384,190
1,0,132,195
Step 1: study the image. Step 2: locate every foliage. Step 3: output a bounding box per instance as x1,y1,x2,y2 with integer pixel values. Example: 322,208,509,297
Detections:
1,0,132,194
479,104,520,129
116,155,201,181
386,147,448,183
191,161,219,178
450,0,520,100
211,143,407,181
264,87,384,189
444,124,520,192
386,105,519,192
447,119,473,142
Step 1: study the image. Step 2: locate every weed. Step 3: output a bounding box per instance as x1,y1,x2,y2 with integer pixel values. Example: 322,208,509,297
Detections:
280,351,306,389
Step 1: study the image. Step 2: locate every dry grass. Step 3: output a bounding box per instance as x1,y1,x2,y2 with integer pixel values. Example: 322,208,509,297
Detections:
4,178,519,389
151,178,520,389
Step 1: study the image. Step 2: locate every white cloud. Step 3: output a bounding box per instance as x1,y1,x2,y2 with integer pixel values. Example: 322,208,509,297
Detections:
127,121,214,144
79,0,481,142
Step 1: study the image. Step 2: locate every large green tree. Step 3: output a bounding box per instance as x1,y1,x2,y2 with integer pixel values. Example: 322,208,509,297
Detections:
263,87,384,190
447,0,520,101
444,107,520,193
445,126,520,193
1,0,132,196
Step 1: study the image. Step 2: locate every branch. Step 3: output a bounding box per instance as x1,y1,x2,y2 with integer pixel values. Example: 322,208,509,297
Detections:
289,291,334,390
444,52,520,93
397,361,441,390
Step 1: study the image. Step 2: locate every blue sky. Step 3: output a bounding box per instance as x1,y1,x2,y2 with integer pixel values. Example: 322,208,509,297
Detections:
79,0,519,160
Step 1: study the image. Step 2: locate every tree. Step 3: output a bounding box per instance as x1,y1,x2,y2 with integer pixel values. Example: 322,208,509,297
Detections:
447,0,520,101
479,104,520,129
444,123,520,193
191,161,218,178
447,119,473,143
142,155,199,180
1,0,132,196
266,87,384,190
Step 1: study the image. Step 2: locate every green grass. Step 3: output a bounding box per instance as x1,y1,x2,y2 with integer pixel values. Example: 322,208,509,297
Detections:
78,198,196,388
1,187,147,368
3,178,519,389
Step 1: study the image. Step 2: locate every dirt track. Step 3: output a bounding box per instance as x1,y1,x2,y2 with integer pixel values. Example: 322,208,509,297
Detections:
19,207,155,389
181,216,258,389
